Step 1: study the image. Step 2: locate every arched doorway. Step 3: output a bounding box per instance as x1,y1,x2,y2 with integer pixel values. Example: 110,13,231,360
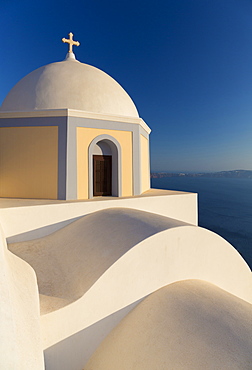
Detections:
88,135,122,198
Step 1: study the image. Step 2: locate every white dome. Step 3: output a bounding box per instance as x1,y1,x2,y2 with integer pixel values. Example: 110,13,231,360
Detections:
0,56,139,118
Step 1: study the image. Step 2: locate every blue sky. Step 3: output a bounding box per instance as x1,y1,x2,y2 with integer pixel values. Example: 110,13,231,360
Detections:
1,0,252,172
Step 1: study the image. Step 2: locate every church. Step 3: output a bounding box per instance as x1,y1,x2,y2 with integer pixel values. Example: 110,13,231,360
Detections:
0,33,251,370
0,32,150,200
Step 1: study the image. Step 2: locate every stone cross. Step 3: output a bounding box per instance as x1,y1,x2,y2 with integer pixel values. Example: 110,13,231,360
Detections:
62,32,80,53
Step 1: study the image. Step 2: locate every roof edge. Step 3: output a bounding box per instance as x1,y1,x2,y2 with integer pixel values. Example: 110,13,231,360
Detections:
0,109,151,133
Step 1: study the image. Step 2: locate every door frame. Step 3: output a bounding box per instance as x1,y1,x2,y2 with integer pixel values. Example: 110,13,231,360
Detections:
88,135,122,198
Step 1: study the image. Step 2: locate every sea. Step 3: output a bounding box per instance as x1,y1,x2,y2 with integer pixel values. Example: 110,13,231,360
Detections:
151,176,252,270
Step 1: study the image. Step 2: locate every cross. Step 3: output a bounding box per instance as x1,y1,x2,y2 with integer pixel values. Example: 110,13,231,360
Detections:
62,32,80,53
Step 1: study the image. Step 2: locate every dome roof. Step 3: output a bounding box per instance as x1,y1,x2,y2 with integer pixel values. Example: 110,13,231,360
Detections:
0,54,139,118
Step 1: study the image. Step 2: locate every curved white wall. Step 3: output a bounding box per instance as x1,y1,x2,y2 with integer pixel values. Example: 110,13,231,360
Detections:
85,280,252,370
0,225,44,369
36,210,251,370
1,204,251,370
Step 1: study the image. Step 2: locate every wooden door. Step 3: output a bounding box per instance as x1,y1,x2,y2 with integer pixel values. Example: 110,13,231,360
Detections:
93,155,112,196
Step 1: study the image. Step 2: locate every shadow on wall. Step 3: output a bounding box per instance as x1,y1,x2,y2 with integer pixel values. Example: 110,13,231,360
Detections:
7,216,82,243
44,298,143,370
8,208,182,313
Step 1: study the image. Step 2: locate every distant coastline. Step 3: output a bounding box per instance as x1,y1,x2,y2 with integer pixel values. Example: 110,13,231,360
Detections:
151,170,252,179
151,174,252,268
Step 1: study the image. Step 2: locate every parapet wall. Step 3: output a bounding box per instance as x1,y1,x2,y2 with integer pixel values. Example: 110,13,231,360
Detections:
0,190,197,242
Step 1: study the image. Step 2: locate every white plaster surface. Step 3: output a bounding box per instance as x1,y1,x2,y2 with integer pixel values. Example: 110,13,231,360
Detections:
0,225,44,369
0,109,150,131
8,208,190,313
0,58,139,118
0,189,198,241
85,280,252,370
7,207,252,370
